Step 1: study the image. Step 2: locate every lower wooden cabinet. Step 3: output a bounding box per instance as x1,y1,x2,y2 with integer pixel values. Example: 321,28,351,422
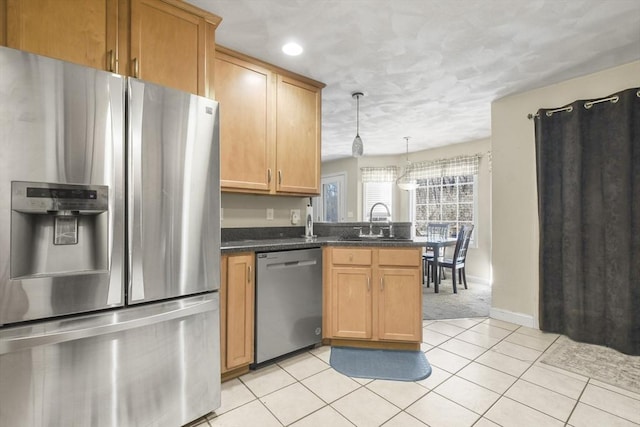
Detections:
220,252,254,379
323,246,423,346
377,266,422,341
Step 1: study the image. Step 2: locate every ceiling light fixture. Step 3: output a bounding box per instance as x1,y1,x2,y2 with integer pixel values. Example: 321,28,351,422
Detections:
397,136,418,191
351,91,364,157
282,42,303,56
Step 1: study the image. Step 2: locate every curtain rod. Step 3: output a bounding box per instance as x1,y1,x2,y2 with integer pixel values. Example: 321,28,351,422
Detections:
527,92,634,119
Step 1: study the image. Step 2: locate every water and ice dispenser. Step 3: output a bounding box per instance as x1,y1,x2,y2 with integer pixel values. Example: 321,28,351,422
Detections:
10,181,109,278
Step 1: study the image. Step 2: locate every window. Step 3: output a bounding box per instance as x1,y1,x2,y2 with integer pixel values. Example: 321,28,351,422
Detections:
314,173,346,222
363,182,393,221
414,175,476,238
408,154,480,241
361,166,397,221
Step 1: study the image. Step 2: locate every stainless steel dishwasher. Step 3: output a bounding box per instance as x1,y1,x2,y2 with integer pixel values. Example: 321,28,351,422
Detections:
254,248,323,365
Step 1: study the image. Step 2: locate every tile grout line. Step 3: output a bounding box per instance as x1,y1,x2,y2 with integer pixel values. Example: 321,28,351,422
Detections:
435,322,519,425
212,318,639,427
482,332,583,425
575,379,640,425
428,322,569,424
216,317,637,427
563,378,590,427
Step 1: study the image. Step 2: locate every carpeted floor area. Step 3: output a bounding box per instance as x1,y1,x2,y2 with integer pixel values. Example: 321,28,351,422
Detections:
422,278,491,320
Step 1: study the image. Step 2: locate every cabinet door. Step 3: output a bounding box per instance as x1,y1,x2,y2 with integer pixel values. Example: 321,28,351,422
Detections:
275,75,321,195
225,253,255,370
330,267,372,339
215,52,274,192
130,0,204,95
377,268,422,342
5,0,118,71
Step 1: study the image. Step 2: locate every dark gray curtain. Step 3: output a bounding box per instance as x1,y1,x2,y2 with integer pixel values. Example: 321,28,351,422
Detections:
535,87,640,355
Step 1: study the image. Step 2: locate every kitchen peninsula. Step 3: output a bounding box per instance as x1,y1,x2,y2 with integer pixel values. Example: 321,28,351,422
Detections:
220,223,425,380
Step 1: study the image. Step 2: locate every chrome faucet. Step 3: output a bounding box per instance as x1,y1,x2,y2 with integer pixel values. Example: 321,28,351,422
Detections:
368,202,394,237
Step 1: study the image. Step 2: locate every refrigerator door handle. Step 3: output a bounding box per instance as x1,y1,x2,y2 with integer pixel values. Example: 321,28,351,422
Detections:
128,80,145,301
0,297,215,355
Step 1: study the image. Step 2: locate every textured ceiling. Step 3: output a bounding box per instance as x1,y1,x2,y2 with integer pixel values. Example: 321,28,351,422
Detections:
188,0,640,161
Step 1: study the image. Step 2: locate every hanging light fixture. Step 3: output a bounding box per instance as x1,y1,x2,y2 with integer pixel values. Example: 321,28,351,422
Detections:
351,91,364,157
397,136,418,191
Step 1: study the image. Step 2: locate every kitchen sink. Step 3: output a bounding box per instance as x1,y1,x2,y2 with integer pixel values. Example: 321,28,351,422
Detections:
339,236,414,242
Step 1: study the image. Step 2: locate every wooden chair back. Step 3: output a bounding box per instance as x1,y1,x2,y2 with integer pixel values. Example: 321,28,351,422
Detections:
425,223,450,240
453,224,474,264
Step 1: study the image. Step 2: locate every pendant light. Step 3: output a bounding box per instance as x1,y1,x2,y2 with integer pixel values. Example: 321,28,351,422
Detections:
397,136,418,191
351,91,364,157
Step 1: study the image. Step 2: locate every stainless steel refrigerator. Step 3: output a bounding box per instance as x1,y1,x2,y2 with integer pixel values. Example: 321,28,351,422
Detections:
0,46,221,426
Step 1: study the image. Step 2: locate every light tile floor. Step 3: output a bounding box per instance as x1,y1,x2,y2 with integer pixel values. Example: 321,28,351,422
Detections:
189,317,640,427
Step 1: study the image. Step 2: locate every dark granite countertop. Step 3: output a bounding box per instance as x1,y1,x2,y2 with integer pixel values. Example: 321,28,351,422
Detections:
221,236,425,253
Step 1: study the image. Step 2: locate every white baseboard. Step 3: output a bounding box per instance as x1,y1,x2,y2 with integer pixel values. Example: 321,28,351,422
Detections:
466,275,490,286
489,307,535,328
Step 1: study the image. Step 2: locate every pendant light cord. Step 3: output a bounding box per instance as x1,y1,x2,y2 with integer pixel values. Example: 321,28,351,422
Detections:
404,136,410,162
356,94,360,136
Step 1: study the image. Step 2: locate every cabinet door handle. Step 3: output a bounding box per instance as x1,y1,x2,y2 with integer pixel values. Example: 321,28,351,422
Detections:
132,57,139,78
107,49,115,72
380,277,384,291
278,170,282,185
247,265,252,283
367,276,370,292
267,168,272,183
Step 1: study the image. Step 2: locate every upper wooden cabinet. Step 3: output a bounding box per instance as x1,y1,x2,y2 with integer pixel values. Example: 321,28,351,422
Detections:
3,0,118,71
215,46,324,196
1,0,221,97
275,75,322,194
215,51,273,191
129,0,219,96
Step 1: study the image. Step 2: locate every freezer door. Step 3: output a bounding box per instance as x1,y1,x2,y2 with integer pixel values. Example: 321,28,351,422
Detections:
128,79,220,303
0,293,220,426
0,47,126,325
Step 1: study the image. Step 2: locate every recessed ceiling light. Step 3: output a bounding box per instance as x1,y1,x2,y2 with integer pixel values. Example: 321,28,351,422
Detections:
282,42,303,56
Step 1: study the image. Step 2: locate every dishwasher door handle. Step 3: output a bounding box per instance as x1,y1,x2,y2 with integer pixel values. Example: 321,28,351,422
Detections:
266,259,317,269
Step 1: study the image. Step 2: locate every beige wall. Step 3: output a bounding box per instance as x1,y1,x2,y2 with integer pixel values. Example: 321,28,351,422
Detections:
221,193,308,227
321,154,402,221
491,60,640,326
321,138,492,282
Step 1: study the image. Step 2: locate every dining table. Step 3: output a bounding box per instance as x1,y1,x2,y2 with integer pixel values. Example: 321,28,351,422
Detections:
414,236,457,293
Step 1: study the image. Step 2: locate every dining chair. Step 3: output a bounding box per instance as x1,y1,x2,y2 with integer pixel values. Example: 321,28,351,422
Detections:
421,223,450,286
429,224,474,293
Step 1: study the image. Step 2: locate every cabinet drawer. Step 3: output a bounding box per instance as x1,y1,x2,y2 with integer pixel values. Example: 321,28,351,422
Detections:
378,248,421,267
331,248,372,266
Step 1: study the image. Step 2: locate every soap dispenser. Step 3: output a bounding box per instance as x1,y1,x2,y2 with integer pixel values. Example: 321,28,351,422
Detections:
305,200,314,239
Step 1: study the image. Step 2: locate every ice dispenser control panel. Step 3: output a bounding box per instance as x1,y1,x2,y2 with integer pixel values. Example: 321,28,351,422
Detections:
11,181,108,246
12,181,108,214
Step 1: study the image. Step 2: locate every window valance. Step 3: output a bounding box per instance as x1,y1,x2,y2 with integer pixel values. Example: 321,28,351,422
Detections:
360,166,398,182
408,154,481,179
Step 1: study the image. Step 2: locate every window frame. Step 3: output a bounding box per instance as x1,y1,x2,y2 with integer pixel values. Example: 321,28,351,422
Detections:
411,174,478,247
314,172,347,222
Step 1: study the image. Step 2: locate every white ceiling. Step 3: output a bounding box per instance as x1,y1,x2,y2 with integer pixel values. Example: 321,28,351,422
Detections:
188,0,640,161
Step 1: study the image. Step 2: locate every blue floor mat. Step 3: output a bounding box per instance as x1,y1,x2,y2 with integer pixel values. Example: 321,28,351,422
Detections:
330,346,432,382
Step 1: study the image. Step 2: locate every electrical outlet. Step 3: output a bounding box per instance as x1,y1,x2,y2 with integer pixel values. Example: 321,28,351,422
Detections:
266,208,274,220
291,209,300,225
